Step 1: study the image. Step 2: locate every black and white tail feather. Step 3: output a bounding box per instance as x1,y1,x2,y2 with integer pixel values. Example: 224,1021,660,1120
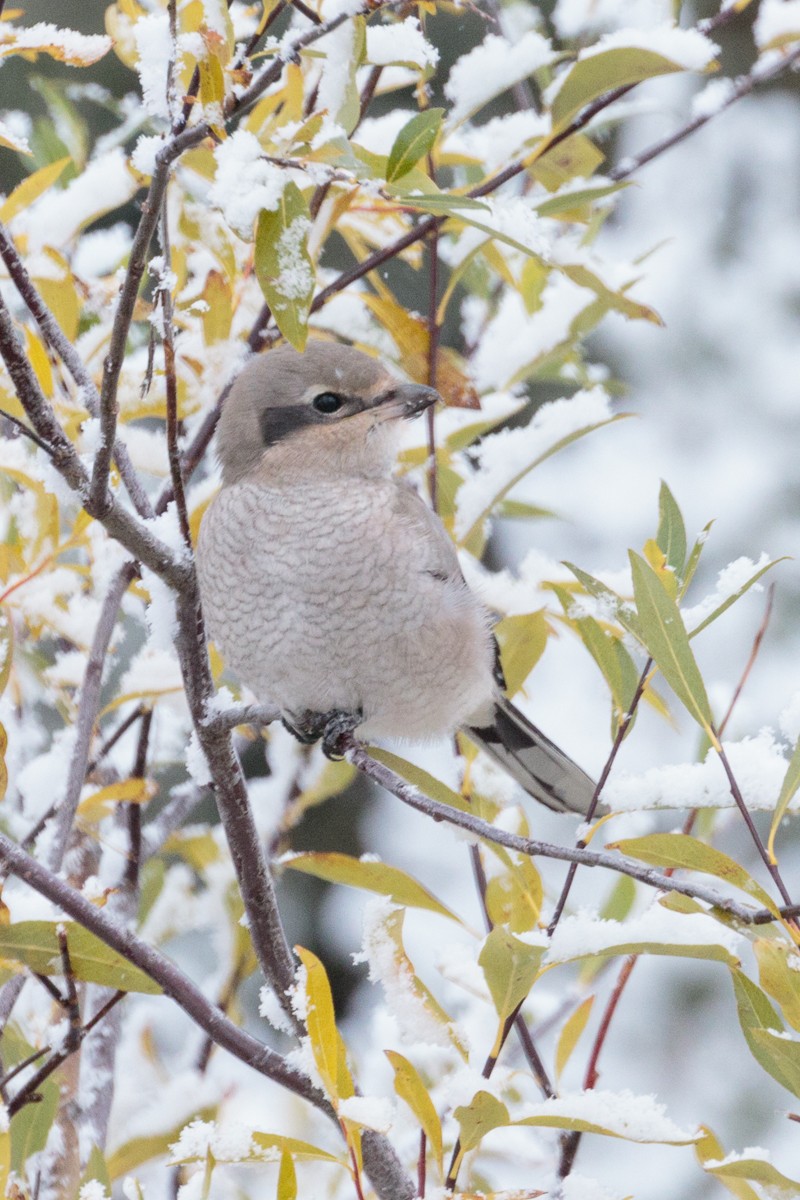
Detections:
467,695,598,816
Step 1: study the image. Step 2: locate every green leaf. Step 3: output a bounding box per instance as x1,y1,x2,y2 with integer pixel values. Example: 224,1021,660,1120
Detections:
769,734,800,861
494,610,548,696
484,854,543,933
552,47,710,132
731,969,800,1096
0,607,12,697
454,1091,510,1152
282,852,462,924
629,550,717,745
681,519,714,593
251,1134,344,1166
656,481,687,578
10,1074,58,1175
0,922,162,994
386,1050,443,1175
386,109,444,182
80,1145,112,1195
552,585,640,735
609,834,780,916
687,556,787,639
478,927,544,1021
390,191,491,216
514,1104,698,1143
533,181,629,219
563,563,642,641
255,182,314,351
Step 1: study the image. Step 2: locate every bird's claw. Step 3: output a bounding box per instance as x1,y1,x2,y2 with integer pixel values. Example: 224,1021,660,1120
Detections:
282,708,362,758
321,710,361,760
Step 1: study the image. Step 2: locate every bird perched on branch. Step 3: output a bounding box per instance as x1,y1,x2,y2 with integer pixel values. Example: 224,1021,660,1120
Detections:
197,340,596,815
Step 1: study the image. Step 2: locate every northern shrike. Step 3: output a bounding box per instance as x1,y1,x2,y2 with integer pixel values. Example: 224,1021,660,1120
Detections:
197,341,596,815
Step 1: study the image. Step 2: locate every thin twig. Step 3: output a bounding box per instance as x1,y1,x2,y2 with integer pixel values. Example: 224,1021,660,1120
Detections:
611,46,800,183
339,735,782,924
547,661,652,936
157,205,192,548
8,990,125,1118
0,407,56,455
718,584,775,737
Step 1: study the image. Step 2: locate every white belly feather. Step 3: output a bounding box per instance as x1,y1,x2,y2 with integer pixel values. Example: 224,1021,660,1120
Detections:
197,478,496,740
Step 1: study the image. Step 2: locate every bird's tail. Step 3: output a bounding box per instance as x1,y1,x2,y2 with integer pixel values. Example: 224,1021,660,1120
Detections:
466,696,598,816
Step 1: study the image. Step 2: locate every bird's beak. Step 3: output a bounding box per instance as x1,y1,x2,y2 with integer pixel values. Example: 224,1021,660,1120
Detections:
374,382,441,420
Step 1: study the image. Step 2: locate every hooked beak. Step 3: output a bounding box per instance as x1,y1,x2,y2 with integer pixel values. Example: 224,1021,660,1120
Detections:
374,382,441,420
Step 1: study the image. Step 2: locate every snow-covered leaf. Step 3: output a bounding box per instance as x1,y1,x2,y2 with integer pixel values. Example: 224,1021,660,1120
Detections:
255,182,315,351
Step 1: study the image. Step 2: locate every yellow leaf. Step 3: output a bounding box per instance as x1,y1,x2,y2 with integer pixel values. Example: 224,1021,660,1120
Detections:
24,327,53,397
0,156,70,223
201,270,233,345
295,946,353,1103
555,996,594,1082
79,776,157,821
36,251,81,342
386,1050,443,1176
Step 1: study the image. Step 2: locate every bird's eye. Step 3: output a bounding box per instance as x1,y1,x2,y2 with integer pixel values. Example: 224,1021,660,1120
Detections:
312,392,344,415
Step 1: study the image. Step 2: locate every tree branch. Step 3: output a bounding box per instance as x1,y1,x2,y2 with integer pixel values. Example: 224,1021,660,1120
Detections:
610,45,800,183
46,564,137,872
339,736,783,924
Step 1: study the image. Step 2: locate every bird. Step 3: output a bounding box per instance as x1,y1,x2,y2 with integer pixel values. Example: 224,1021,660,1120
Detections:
196,340,597,815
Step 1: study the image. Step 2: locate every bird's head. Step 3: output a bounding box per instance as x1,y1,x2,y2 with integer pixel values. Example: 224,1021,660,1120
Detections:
215,341,440,485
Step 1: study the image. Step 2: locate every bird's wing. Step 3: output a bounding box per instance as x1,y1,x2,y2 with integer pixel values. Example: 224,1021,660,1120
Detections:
391,481,464,582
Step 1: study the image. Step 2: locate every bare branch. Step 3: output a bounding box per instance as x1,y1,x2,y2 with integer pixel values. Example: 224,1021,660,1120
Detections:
0,830,314,1098
340,735,783,924
611,46,800,182
91,158,174,515
46,564,137,872
157,205,192,549
0,830,415,1200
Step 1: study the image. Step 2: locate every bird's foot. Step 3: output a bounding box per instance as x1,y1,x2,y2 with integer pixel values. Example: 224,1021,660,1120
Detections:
282,710,328,744
321,710,362,760
282,708,362,758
